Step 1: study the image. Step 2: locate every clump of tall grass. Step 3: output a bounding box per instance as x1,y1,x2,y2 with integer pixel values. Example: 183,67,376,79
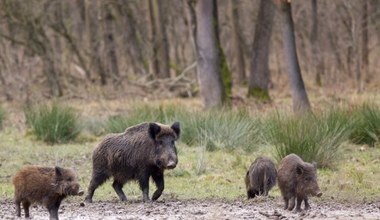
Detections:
263,109,353,168
104,104,184,133
0,106,5,129
349,104,380,147
24,103,81,144
104,104,262,152
191,109,261,152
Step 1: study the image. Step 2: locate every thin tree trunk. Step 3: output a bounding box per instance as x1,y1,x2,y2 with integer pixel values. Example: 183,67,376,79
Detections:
230,0,246,84
361,0,369,86
119,1,147,76
248,0,275,101
76,0,86,42
148,0,170,78
311,0,324,86
88,1,107,85
369,0,380,44
279,1,311,113
0,56,12,101
190,0,225,108
43,54,63,97
103,3,120,85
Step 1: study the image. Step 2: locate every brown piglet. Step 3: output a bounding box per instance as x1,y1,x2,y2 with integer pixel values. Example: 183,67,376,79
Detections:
277,154,322,212
245,156,277,198
13,165,83,220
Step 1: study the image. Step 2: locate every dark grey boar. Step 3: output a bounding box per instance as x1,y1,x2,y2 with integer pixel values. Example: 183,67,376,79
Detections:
245,156,277,198
84,122,180,203
277,153,322,212
13,165,83,220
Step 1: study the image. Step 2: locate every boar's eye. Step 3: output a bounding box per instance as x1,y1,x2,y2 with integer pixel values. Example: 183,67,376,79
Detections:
67,177,73,181
305,177,312,181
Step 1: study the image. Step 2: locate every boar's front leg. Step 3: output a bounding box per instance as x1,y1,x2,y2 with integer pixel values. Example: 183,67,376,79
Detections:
283,196,289,210
151,171,164,201
47,200,61,220
112,180,127,201
304,197,310,210
139,173,150,202
296,196,304,212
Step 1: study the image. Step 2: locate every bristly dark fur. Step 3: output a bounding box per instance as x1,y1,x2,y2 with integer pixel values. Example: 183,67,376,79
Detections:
277,154,322,212
85,121,181,203
245,156,277,198
13,165,82,220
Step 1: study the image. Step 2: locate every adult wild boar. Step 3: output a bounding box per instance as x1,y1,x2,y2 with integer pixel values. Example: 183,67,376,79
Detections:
84,122,180,203
277,153,322,212
245,156,277,198
13,165,83,220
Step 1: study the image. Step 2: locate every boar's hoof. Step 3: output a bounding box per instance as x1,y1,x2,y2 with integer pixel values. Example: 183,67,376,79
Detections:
84,198,93,203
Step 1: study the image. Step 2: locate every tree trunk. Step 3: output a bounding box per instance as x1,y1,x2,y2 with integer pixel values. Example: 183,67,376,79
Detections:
118,0,148,76
326,23,345,78
103,3,120,85
369,0,380,44
148,0,170,78
230,0,246,84
361,0,369,86
279,1,311,113
191,0,225,108
43,54,63,97
0,59,13,101
248,0,275,101
311,0,324,86
88,1,107,85
214,0,232,100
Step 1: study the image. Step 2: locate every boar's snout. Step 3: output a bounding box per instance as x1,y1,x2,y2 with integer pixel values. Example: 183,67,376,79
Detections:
77,190,84,196
69,183,83,196
166,160,177,169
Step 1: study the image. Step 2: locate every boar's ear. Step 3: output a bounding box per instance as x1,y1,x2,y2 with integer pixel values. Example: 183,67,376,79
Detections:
312,161,317,169
55,166,64,177
296,164,304,175
149,123,161,140
171,122,180,139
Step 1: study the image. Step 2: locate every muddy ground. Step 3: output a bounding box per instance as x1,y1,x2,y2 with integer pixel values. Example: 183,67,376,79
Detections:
1,198,380,220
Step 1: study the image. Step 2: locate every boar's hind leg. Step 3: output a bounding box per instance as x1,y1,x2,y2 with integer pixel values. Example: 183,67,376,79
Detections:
22,201,31,218
138,174,150,202
85,172,109,203
112,180,127,201
15,199,21,217
287,196,296,211
151,172,164,201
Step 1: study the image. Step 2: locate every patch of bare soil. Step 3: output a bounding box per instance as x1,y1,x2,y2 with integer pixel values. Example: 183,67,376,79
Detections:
1,198,380,220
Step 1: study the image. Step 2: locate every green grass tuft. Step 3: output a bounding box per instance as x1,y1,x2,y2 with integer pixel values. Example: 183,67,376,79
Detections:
0,106,5,129
350,104,380,147
263,109,352,168
104,104,261,152
24,103,81,144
